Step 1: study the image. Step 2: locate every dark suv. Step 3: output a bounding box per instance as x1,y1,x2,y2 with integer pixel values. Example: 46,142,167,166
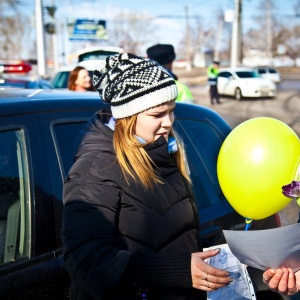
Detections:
0,89,283,299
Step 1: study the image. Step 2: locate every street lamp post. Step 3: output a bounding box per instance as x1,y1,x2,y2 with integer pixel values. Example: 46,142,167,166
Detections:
185,5,191,71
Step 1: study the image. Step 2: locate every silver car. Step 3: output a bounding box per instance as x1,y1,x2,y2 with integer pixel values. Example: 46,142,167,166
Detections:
254,66,281,84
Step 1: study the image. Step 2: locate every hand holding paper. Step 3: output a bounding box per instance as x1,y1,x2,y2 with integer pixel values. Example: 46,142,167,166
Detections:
262,268,300,296
223,223,300,272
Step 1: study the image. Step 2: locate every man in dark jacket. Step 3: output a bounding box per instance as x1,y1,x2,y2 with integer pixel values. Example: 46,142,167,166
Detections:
146,44,194,103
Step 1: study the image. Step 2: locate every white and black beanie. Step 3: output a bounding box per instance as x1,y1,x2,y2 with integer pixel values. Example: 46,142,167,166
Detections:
93,53,178,119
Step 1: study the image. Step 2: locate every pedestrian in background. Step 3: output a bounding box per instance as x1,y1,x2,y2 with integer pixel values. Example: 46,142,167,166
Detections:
68,66,94,92
61,53,232,300
207,60,221,105
146,44,194,103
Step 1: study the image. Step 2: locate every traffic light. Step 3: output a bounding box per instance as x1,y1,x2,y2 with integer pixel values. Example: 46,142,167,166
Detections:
45,22,55,34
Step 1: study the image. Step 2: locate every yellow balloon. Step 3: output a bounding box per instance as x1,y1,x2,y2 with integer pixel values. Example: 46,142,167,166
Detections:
217,117,300,220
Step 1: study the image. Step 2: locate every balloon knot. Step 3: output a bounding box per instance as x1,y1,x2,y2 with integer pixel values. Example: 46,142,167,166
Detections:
245,218,253,224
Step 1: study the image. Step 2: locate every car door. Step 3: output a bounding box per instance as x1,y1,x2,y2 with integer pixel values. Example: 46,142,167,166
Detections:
217,71,235,96
37,109,102,250
0,115,67,300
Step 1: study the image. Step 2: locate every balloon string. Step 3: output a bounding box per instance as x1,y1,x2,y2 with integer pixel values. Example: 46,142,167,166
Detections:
245,218,253,231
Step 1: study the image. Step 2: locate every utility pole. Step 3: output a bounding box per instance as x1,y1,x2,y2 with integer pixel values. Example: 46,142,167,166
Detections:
35,0,47,76
53,21,59,72
214,14,224,61
265,0,272,64
185,5,191,71
230,0,242,68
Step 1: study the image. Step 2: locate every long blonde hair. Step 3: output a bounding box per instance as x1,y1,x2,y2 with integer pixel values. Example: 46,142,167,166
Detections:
113,115,191,189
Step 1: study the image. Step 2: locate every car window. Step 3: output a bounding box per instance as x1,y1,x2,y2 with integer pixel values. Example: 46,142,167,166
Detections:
268,68,277,74
0,129,30,265
174,119,226,209
257,68,266,74
218,71,232,78
236,71,260,78
51,71,70,89
53,121,88,179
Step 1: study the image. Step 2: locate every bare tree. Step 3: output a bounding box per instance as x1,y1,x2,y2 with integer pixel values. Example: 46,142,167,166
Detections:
177,17,206,63
282,25,300,63
177,9,232,66
0,0,31,60
0,0,20,13
107,11,158,55
177,17,217,65
243,0,285,57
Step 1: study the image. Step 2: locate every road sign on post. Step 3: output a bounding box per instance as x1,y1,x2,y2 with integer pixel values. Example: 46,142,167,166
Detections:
46,6,56,18
68,19,108,41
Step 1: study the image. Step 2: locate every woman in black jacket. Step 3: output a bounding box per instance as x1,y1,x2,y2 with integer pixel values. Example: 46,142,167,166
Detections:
61,53,232,300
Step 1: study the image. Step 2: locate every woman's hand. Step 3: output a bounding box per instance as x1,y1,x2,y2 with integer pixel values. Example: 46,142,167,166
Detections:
263,268,300,295
191,248,232,292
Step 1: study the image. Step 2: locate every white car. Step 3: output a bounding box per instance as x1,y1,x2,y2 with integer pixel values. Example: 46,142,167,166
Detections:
253,66,281,84
217,67,276,100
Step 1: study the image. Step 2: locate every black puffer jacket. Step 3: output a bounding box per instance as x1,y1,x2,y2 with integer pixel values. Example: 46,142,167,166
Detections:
62,110,205,300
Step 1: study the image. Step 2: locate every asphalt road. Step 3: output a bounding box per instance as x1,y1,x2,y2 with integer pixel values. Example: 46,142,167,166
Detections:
189,81,300,137
186,79,300,227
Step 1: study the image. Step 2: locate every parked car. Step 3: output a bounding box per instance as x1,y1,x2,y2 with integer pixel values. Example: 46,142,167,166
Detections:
217,67,276,100
50,46,123,89
0,61,54,89
50,61,105,90
0,88,283,299
254,66,281,84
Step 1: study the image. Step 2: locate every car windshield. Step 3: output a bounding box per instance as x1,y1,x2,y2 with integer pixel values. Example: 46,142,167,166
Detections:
236,71,260,78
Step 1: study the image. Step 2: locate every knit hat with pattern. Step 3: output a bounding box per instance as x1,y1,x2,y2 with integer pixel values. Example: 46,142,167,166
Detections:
93,53,178,119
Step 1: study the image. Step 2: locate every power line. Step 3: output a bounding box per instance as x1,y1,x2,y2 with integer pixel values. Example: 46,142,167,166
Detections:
156,15,202,19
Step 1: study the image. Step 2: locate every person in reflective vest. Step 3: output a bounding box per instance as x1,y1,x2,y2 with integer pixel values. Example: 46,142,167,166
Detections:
146,44,194,103
207,60,221,105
